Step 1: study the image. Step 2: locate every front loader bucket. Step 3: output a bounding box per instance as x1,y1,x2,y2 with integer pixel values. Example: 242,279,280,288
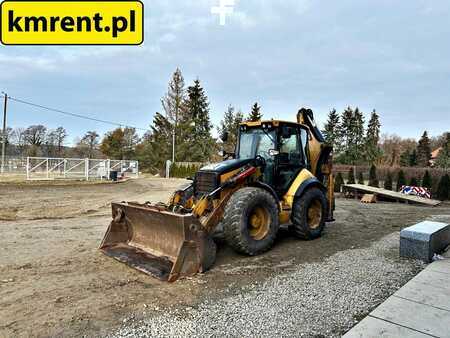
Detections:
99,202,214,282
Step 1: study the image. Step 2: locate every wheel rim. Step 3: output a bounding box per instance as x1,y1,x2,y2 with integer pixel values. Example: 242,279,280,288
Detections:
307,200,322,230
248,206,270,240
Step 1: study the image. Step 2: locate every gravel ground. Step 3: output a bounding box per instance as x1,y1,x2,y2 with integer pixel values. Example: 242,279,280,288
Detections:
109,232,424,338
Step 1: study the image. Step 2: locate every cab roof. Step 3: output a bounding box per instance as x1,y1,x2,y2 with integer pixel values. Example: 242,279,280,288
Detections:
240,120,304,128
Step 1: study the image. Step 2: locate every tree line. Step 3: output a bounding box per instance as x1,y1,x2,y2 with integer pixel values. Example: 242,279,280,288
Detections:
323,108,450,169
2,69,263,173
3,124,139,160
3,68,449,174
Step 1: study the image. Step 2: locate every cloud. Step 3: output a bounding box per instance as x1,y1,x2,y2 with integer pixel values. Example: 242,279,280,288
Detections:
1,0,450,140
0,54,56,72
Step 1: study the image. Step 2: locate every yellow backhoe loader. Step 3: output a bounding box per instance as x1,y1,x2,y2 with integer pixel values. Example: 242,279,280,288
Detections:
100,108,335,282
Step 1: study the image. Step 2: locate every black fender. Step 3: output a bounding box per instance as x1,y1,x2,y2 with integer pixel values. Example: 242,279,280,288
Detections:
293,177,329,222
294,177,327,198
315,145,333,183
249,181,281,211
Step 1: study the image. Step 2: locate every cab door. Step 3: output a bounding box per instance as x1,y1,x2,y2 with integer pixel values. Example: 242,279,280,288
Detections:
274,125,308,195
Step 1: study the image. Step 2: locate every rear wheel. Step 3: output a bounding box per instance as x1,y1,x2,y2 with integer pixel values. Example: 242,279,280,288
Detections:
223,187,279,255
291,187,327,240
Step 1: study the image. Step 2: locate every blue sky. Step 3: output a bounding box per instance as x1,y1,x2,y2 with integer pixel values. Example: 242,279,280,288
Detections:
1,0,449,145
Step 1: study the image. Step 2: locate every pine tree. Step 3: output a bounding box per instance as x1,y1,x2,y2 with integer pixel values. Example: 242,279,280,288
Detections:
347,167,355,184
353,108,366,163
422,171,432,189
435,132,450,169
397,170,407,191
409,177,420,187
247,102,262,122
123,127,139,160
161,68,187,163
417,131,432,167
235,110,244,131
436,174,450,201
136,112,172,171
339,107,365,164
218,105,243,153
368,164,379,187
409,149,418,166
323,108,341,153
340,107,354,164
334,173,344,192
100,128,126,160
183,78,215,162
358,171,365,185
399,149,411,167
384,171,393,190
400,149,418,167
365,110,381,164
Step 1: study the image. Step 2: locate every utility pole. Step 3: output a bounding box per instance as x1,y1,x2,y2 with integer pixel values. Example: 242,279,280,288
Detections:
172,125,175,164
1,92,7,174
172,99,179,164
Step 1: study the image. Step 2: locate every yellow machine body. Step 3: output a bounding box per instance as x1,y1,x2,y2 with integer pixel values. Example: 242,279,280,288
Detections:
100,109,335,282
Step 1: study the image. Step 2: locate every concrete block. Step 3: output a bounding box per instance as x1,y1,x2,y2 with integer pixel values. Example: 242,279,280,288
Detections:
371,296,450,338
343,316,431,338
400,221,450,263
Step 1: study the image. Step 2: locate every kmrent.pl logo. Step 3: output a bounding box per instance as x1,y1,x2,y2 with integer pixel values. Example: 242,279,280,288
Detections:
0,0,143,45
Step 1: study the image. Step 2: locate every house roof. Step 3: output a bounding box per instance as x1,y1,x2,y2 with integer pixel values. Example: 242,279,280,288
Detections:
431,147,442,159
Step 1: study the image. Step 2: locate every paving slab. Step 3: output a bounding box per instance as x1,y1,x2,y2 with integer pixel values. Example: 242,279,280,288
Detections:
394,281,450,311
411,269,450,291
344,258,450,338
343,316,433,338
371,296,450,337
428,259,450,275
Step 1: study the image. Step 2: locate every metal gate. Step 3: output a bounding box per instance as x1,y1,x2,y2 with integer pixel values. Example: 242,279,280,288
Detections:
26,157,139,181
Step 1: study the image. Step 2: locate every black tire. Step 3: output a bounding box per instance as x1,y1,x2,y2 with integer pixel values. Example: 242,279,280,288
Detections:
291,187,327,240
223,187,279,256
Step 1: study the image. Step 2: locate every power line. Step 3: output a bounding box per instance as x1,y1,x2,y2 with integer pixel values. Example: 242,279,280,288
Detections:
2,94,147,131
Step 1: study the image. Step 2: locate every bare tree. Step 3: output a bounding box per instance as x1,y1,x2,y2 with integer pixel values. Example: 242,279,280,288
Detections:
54,127,67,156
11,128,26,155
23,125,47,156
1,127,13,145
45,129,59,157
80,131,100,158
23,125,47,146
123,127,139,159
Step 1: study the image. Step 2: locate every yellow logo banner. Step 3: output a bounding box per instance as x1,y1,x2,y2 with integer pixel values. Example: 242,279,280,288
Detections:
0,0,143,45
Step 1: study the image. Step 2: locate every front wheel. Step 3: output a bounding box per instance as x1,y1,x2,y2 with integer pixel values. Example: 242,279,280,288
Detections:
291,187,327,240
223,187,279,256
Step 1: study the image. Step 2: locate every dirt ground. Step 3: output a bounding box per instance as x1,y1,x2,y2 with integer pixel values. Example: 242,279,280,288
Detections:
1,177,449,338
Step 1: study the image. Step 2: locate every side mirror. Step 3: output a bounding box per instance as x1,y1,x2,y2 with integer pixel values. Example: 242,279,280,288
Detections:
220,131,229,143
268,149,280,157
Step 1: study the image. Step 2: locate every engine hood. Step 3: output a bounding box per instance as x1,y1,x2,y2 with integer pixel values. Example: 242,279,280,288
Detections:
199,158,253,175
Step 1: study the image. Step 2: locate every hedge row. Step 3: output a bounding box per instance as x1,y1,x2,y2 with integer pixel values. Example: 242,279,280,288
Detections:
170,163,202,178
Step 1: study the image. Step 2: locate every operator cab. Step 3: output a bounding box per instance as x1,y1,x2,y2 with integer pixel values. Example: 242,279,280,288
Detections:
236,121,310,196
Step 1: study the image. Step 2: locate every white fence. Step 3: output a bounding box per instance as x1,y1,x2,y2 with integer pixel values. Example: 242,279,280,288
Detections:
1,156,27,173
26,157,139,181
